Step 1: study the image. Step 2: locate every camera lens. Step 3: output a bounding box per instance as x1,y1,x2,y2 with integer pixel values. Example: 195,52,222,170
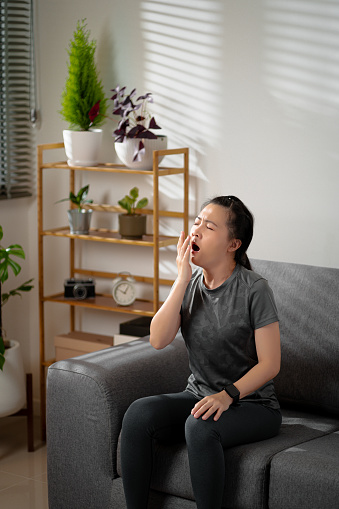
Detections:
73,284,87,300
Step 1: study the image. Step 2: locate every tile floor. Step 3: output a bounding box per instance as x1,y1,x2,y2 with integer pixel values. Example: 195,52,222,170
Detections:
0,415,48,509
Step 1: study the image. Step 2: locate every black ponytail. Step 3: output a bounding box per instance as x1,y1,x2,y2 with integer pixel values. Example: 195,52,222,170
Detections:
203,195,254,270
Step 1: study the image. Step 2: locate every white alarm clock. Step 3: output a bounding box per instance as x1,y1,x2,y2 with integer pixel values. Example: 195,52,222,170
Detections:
112,272,136,306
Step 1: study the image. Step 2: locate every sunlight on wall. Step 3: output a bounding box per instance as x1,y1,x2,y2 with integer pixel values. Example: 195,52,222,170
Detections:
139,0,225,286
140,0,224,178
263,0,339,116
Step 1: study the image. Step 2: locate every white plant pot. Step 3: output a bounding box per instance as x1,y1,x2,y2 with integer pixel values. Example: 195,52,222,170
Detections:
63,129,103,167
0,340,26,418
114,135,167,170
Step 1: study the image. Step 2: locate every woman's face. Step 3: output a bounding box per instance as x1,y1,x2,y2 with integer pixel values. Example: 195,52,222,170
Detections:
190,203,236,269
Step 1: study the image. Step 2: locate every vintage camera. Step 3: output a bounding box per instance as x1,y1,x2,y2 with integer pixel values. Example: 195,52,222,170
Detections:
64,278,96,300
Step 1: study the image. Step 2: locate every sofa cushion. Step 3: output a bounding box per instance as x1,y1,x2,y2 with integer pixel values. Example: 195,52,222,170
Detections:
117,409,339,509
269,431,339,509
252,260,339,415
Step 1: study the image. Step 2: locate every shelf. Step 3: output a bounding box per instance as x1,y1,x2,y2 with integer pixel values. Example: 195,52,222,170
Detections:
41,159,187,176
37,142,189,441
82,203,185,219
43,293,158,317
41,227,179,247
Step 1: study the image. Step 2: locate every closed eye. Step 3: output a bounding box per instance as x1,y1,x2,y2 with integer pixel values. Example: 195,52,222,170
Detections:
193,222,214,230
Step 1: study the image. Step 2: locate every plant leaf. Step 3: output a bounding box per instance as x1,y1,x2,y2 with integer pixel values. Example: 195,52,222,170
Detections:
132,151,141,162
129,187,139,200
17,278,34,292
137,92,152,101
78,185,89,201
118,198,131,214
0,352,5,371
114,135,125,143
0,336,5,356
128,125,146,138
136,198,148,209
139,130,157,139
5,244,25,259
124,195,135,207
69,191,78,202
0,251,23,282
133,141,145,162
0,264,8,282
89,100,101,121
1,279,34,306
122,96,132,107
7,259,22,276
115,120,128,134
55,197,70,204
149,117,161,129
113,107,124,116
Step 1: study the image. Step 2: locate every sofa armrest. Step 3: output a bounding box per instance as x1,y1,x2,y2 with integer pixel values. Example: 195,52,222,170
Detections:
47,334,189,509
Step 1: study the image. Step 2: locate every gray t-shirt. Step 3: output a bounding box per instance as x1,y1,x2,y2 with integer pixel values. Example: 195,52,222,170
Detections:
180,264,280,410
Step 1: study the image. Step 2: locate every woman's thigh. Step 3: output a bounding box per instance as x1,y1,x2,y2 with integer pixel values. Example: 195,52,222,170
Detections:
122,391,197,442
185,402,282,449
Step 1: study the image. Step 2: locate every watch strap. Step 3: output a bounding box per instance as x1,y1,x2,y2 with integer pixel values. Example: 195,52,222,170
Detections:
223,384,240,406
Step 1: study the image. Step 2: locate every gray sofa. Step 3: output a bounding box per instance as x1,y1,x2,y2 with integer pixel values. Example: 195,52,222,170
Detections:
47,259,339,509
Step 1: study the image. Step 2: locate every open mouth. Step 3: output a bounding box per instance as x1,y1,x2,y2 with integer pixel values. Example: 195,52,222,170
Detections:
191,242,200,252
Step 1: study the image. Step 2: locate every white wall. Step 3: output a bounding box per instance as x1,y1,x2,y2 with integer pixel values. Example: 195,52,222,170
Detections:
1,0,338,408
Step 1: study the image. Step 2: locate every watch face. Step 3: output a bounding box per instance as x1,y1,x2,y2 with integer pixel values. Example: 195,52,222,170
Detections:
113,281,136,306
225,385,240,398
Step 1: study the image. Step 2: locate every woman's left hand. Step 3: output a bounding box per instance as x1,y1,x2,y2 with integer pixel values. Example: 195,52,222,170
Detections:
191,391,233,421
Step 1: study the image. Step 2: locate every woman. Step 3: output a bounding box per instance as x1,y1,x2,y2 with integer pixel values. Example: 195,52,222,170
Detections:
121,195,281,509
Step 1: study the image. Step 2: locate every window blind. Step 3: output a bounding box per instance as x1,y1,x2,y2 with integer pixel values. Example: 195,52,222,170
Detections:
0,0,36,199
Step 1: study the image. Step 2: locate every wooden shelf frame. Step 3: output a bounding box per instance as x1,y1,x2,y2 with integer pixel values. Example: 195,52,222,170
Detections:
41,227,179,247
37,142,189,439
43,293,162,316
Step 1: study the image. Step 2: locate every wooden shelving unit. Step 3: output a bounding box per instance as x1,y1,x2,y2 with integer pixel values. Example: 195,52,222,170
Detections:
37,142,189,438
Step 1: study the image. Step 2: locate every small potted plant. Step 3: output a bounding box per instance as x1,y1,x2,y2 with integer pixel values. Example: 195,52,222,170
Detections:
118,187,149,239
89,86,167,170
56,184,93,234
60,19,108,167
0,225,34,417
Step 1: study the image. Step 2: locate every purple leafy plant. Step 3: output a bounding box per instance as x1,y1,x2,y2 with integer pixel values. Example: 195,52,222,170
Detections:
89,85,162,162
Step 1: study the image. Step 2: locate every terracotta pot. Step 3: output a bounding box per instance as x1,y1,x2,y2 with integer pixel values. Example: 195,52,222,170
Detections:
119,214,147,239
63,129,103,167
114,135,167,170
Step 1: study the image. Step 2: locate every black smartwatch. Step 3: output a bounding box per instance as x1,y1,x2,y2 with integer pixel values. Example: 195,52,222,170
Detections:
223,384,240,406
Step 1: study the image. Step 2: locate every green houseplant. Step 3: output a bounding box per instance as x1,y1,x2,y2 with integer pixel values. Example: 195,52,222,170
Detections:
89,86,167,170
0,225,34,370
56,184,93,234
0,226,34,417
60,20,108,166
118,187,149,239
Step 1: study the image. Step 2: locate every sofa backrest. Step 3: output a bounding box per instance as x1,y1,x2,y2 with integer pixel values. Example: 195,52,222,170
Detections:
252,259,339,416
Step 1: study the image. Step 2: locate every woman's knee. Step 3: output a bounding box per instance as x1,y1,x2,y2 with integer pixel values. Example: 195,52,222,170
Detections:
122,397,157,435
185,414,218,447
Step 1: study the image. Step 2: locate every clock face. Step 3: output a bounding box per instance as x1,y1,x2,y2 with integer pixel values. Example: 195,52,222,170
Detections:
113,281,136,306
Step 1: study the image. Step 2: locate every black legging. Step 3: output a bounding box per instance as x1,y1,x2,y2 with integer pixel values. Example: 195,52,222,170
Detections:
121,391,281,509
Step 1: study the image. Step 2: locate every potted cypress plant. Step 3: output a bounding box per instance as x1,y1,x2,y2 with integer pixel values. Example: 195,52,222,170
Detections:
118,187,149,239
60,19,108,167
56,184,93,234
0,226,34,417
